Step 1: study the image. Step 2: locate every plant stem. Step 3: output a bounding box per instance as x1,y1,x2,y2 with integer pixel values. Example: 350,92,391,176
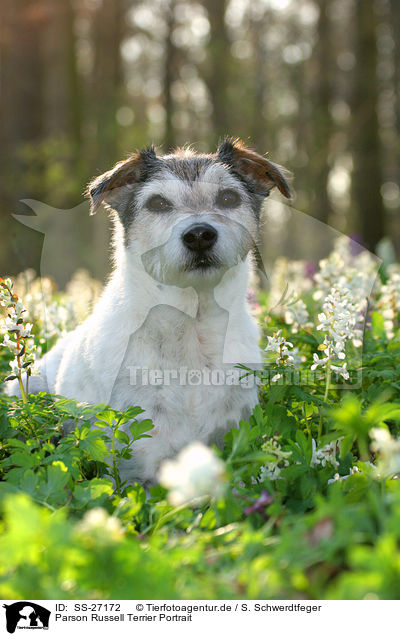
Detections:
302,404,312,437
324,364,331,404
111,427,122,496
358,436,369,462
318,363,331,441
17,373,28,404
16,335,27,404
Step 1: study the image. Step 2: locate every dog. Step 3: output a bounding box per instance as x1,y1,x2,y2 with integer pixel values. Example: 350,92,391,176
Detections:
8,138,290,486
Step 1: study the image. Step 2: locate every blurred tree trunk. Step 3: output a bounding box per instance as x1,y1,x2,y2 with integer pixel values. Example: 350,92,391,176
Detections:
42,0,84,286
203,0,231,143
44,0,81,146
0,1,45,148
249,10,269,148
390,0,400,174
351,0,384,251
91,0,124,163
163,1,178,151
0,0,46,274
89,0,125,280
310,0,334,225
66,0,82,148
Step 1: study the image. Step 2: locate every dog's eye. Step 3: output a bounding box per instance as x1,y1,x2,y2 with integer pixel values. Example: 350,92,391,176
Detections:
146,195,172,212
216,189,241,208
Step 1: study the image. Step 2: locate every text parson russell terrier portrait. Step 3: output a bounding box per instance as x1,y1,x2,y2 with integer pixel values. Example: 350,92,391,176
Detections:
8,138,291,487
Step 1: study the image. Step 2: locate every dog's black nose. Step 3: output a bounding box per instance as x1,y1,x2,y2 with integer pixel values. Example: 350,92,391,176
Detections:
182,224,218,253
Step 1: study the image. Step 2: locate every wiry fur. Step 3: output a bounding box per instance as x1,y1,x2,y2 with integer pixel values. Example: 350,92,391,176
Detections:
8,140,290,486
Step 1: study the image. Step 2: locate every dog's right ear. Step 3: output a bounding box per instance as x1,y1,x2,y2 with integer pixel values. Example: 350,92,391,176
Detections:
217,138,291,199
86,148,158,215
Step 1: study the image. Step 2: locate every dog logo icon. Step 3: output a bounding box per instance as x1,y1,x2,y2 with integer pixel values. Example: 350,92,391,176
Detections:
2,602,50,633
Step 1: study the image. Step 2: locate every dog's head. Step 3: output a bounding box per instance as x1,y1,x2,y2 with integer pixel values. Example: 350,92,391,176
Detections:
86,139,291,287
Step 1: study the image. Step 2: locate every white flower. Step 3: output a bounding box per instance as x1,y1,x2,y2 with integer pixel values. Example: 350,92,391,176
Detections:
311,338,349,379
310,438,340,469
0,278,14,307
313,236,377,310
265,329,288,353
317,287,356,342
8,359,20,376
370,428,391,448
330,363,349,381
1,334,18,353
313,237,378,352
327,466,360,484
370,428,400,477
376,269,400,338
284,298,311,333
265,330,295,366
159,442,226,506
311,350,330,370
76,507,124,542
19,322,33,338
2,306,31,336
0,278,38,389
311,286,358,380
259,437,292,481
260,463,282,481
10,269,101,341
3,315,18,333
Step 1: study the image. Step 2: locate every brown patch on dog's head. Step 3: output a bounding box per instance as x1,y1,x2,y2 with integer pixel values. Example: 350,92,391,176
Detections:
85,147,160,215
217,138,291,199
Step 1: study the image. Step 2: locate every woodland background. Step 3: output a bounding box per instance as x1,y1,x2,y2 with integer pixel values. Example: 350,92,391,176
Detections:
1,0,400,286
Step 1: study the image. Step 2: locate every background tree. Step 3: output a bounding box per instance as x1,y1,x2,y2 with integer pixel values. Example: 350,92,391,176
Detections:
202,0,231,143
309,0,334,225
351,0,385,251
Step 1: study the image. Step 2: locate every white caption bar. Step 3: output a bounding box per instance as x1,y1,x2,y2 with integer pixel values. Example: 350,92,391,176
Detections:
1,599,398,635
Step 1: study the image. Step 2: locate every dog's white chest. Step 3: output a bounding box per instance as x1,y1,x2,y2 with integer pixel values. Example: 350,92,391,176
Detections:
109,303,259,483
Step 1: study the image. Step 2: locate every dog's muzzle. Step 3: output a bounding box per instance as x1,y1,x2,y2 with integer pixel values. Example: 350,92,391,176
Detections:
182,223,218,254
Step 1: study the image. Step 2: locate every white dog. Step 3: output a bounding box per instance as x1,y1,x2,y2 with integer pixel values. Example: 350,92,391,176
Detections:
9,139,290,486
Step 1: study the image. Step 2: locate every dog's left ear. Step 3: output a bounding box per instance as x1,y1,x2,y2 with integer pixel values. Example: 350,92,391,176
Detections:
217,138,291,199
85,148,158,215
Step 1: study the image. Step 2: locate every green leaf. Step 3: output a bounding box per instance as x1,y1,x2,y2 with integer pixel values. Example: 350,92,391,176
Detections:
57,398,109,420
129,419,154,441
123,406,145,420
96,409,117,426
3,451,38,469
19,469,39,496
251,404,264,428
79,436,109,462
115,484,146,519
339,434,355,459
45,461,70,493
115,430,130,445
74,478,114,507
295,430,312,465
371,311,386,339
